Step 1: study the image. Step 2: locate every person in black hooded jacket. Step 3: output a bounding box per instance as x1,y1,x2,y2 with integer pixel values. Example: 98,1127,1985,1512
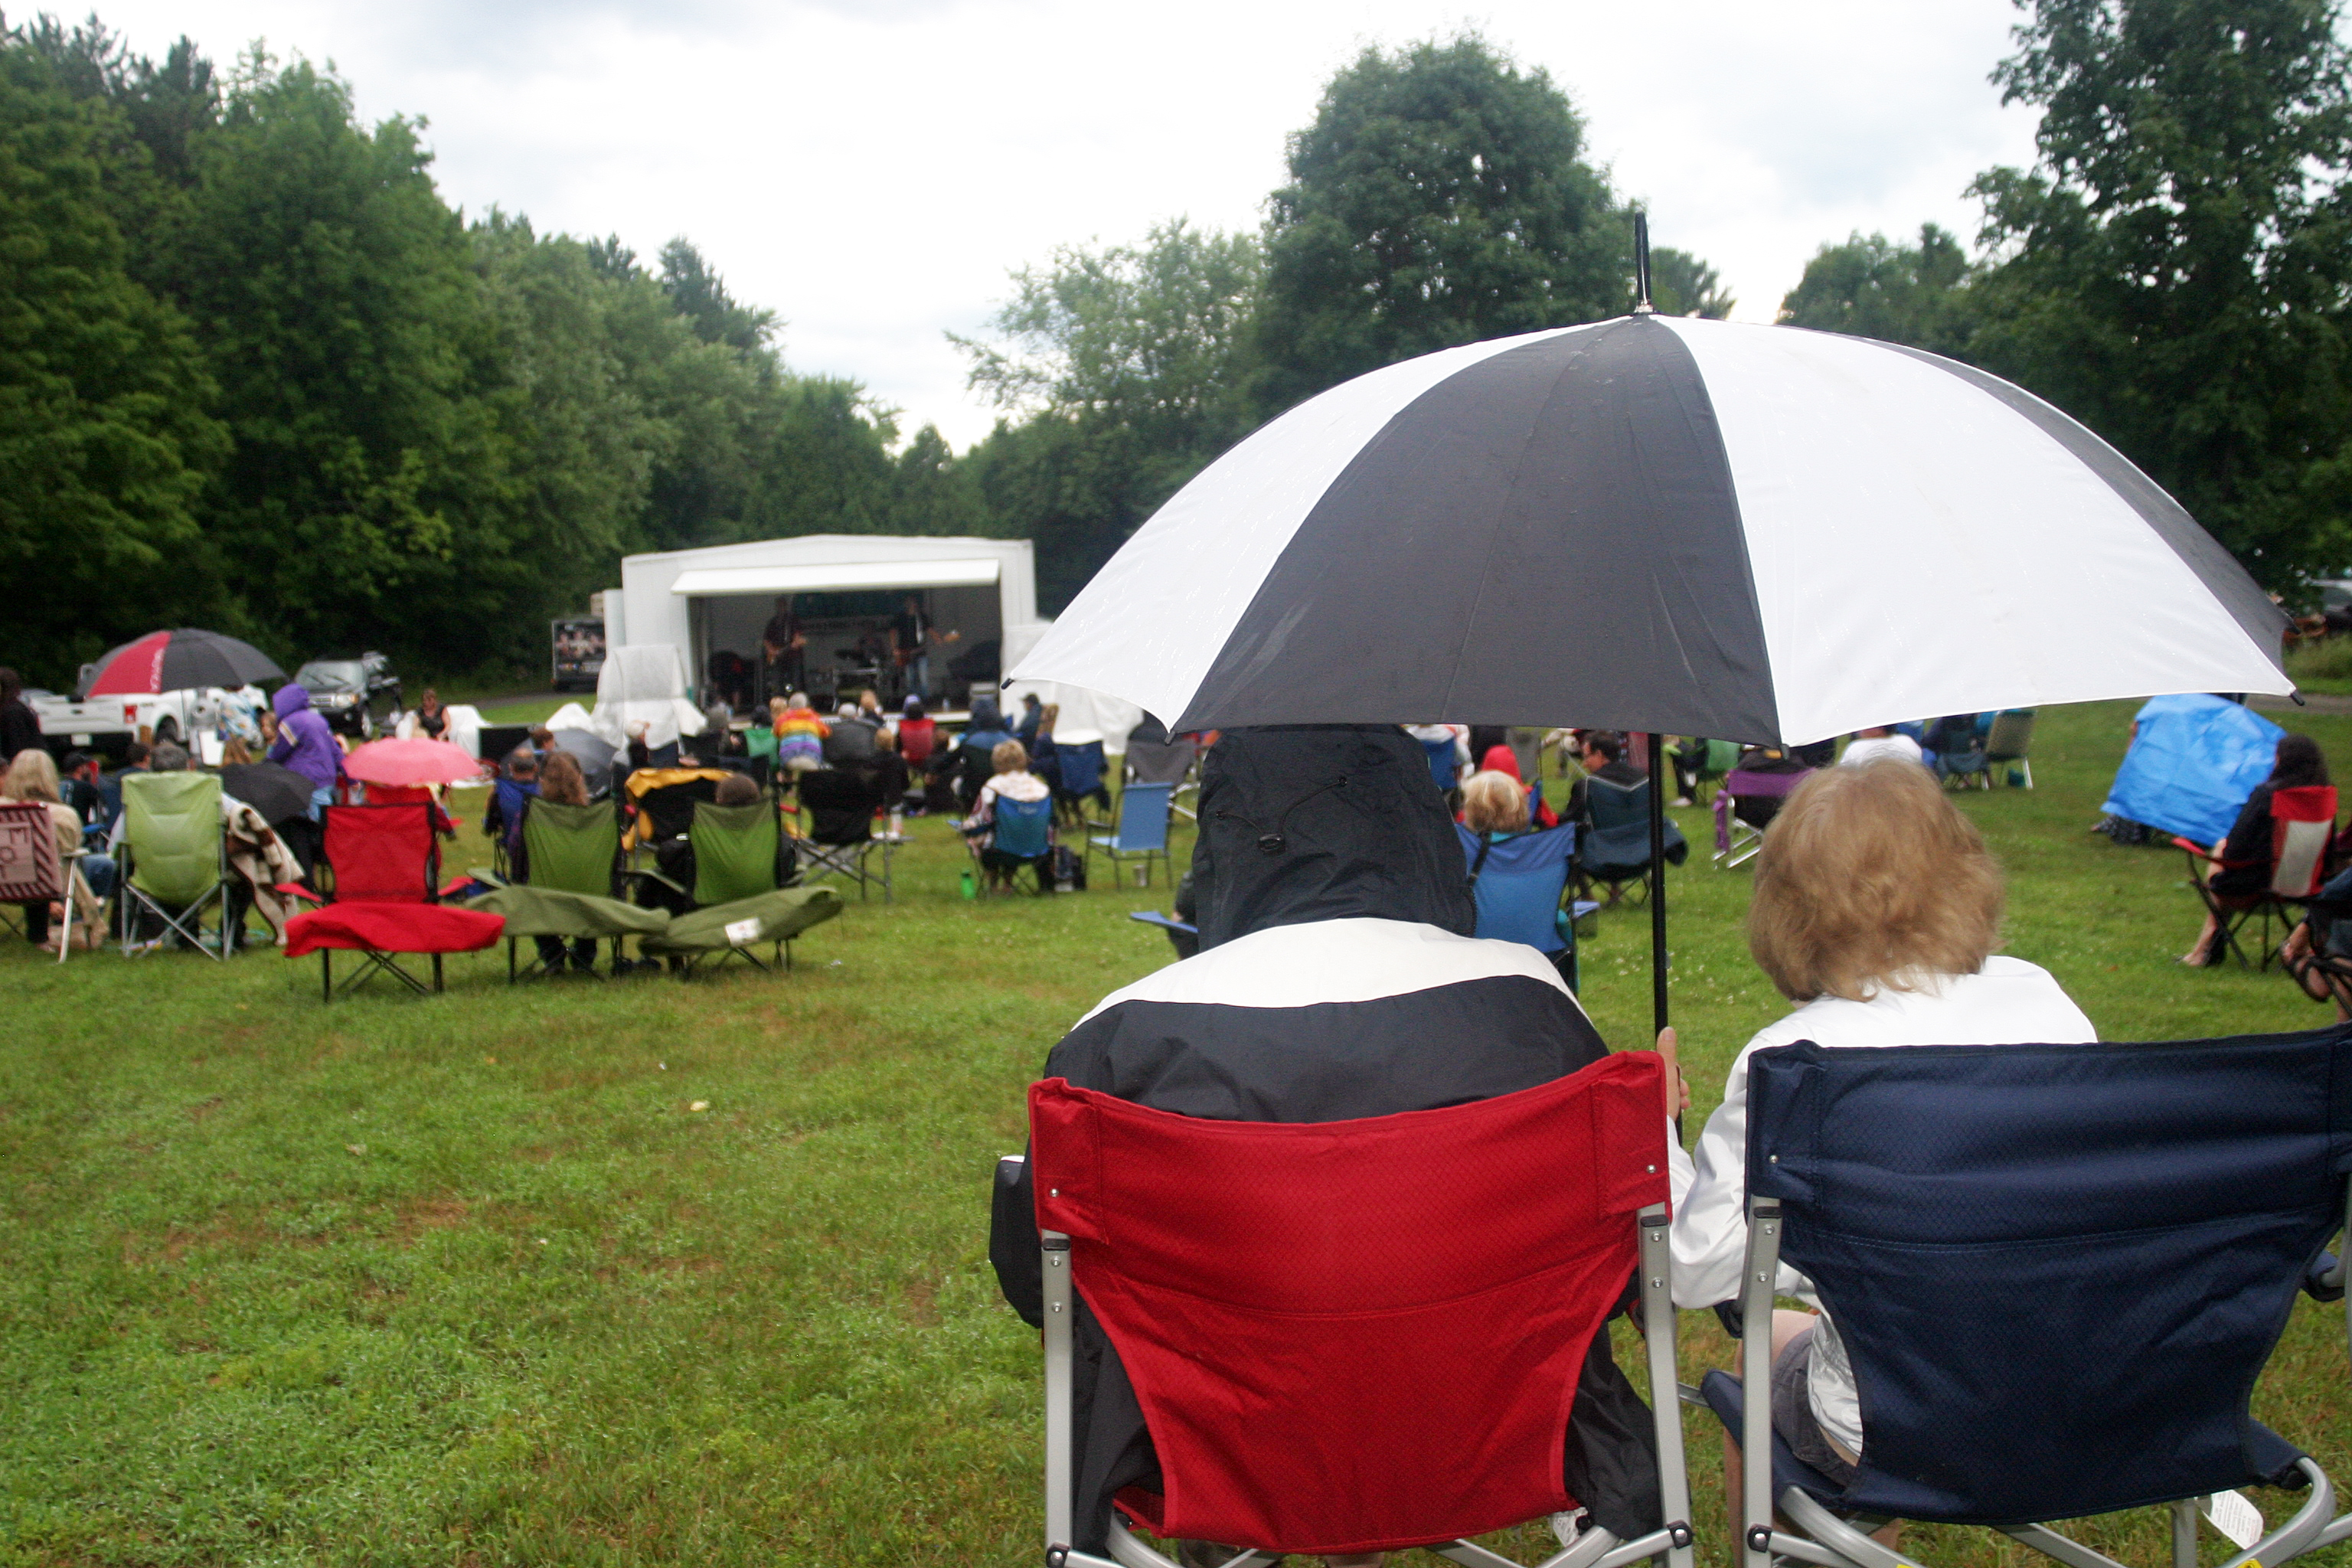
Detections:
990,724,1662,1561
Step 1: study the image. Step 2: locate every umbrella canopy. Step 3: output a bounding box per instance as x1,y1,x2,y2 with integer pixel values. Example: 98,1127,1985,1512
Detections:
86,629,284,697
345,737,482,787
217,762,315,828
549,727,617,778
1009,315,2290,744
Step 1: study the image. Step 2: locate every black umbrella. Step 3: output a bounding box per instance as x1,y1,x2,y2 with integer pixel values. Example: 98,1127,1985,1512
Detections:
218,762,315,828
85,629,284,697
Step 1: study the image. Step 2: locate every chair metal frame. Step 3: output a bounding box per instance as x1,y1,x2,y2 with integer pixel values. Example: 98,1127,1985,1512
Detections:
2174,785,2339,969
1711,770,1809,871
1032,1197,1696,1568
115,777,232,961
1086,782,1174,890
1723,1179,2351,1568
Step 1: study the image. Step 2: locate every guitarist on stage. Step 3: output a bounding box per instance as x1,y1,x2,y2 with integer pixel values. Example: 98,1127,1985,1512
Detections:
760,595,807,704
891,591,959,703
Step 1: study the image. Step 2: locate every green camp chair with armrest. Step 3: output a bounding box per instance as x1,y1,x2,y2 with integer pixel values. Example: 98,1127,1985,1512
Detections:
465,797,671,981
1985,708,2037,788
635,799,841,974
117,771,231,958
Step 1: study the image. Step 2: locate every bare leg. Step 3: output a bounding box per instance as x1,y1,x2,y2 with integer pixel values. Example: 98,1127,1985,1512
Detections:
1720,1311,1900,1551
2182,909,2222,965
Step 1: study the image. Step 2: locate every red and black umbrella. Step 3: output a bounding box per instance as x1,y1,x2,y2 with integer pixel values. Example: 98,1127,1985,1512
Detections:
84,629,285,697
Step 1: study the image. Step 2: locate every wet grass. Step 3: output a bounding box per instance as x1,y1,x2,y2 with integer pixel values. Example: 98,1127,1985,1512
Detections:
1,701,2347,1566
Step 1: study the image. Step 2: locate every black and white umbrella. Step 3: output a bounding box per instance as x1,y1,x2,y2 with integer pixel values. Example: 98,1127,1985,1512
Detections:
1010,312,2295,1034
1010,315,2289,743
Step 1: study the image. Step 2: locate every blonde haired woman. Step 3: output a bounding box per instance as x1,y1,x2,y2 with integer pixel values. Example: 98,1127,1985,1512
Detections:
1459,769,1530,837
1667,759,2093,1523
2,748,103,951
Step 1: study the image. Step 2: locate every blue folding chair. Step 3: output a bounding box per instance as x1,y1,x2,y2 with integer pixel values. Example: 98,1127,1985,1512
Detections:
1422,736,1459,792
976,792,1056,894
1457,822,1596,990
1708,1027,2352,1568
1087,782,1172,889
1579,775,1687,904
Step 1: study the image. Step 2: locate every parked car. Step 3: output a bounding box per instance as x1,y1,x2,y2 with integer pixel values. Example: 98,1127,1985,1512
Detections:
292,653,402,739
30,681,264,762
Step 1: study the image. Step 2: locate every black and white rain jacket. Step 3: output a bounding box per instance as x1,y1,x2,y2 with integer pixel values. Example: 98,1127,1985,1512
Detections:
991,724,1663,1552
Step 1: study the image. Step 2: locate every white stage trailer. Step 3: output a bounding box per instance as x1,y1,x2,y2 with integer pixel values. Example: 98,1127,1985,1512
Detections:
616,534,1047,710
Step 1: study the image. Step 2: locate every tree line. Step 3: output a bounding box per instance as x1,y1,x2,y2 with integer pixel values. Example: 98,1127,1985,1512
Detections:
0,16,991,690
8,5,2341,691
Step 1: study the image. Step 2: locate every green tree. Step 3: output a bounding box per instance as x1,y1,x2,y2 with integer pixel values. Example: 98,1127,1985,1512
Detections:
886,423,990,536
1966,0,2352,582
953,218,1263,608
660,237,776,354
170,51,521,664
1648,245,1736,318
0,37,227,684
1777,224,1972,348
1252,34,1627,413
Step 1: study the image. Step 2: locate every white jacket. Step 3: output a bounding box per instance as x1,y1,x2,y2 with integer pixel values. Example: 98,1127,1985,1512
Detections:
1666,956,2096,1457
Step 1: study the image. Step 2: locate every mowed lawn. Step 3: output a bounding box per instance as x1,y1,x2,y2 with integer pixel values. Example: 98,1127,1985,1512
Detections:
3,702,2348,1567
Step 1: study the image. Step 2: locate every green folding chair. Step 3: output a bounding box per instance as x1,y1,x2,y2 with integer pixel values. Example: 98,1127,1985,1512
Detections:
467,798,671,981
117,771,230,959
635,799,835,974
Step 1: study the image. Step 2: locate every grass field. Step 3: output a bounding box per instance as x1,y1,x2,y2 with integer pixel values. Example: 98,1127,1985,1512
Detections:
4,701,2349,1567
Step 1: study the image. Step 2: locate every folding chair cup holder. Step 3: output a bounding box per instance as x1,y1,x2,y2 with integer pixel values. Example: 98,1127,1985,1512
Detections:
1711,1034,2352,1568
1026,1056,1697,1568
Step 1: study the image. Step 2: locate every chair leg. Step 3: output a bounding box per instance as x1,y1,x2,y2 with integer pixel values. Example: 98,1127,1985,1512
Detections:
433,952,444,993
322,949,332,1004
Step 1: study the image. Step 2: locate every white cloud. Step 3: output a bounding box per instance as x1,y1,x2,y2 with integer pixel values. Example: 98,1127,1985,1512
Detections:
77,0,2043,447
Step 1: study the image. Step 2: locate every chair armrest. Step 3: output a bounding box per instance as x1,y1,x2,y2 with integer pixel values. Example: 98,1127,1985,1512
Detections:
622,868,685,897
2307,1250,2345,1303
274,882,323,905
467,867,509,888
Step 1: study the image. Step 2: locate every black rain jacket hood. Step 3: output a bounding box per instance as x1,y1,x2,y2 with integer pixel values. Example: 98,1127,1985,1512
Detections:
1192,724,1473,950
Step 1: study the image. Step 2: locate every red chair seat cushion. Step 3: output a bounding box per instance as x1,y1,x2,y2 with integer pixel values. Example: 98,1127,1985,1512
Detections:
1031,1054,1667,1557
284,904,505,957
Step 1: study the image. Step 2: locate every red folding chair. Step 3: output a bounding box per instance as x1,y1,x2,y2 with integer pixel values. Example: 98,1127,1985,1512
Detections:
282,804,501,1000
2174,782,2339,968
1025,1053,1693,1568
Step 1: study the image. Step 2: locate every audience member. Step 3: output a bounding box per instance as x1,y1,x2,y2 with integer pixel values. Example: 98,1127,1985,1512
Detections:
1566,730,1642,828
414,687,449,740
524,750,599,974
961,739,1052,891
0,668,39,764
713,771,762,807
1475,743,1559,828
2,748,101,951
1461,769,1531,837
1669,760,2092,1540
824,701,878,765
773,691,828,774
529,725,556,756
954,697,1016,805
1014,691,1044,750
989,726,1661,1567
2181,733,2328,965
484,747,541,866
219,736,254,767
266,685,344,818
1840,724,1924,768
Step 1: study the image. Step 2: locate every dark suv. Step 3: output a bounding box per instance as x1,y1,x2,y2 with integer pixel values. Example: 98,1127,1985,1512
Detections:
292,653,402,739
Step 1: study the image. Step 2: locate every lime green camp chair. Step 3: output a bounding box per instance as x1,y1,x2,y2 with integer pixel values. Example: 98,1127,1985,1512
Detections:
118,771,231,959
472,797,667,982
633,799,815,974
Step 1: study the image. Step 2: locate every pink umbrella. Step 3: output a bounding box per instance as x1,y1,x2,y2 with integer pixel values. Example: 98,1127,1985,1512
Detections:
344,737,484,786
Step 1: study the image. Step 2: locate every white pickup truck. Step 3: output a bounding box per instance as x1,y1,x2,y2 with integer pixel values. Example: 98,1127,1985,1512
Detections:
28,684,263,760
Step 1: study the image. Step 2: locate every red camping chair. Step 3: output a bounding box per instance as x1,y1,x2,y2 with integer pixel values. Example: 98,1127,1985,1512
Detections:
2174,782,2340,969
1024,1054,1693,1568
282,804,502,1000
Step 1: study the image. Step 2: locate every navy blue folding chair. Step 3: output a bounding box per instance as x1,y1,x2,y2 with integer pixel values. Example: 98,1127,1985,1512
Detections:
1707,1029,2352,1568
1457,822,1596,990
1053,740,1109,826
1579,776,1687,905
1086,781,1172,889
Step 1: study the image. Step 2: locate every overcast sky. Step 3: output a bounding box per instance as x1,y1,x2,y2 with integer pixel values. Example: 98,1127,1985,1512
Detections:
81,0,2045,449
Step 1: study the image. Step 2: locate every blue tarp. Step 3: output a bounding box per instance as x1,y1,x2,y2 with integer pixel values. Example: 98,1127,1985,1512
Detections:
2100,694,2283,844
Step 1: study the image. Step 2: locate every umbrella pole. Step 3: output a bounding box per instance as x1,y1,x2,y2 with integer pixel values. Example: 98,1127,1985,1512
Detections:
1647,733,1668,1034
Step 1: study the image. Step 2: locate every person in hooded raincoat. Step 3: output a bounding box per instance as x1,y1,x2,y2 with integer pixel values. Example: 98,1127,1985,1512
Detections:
266,684,345,818
990,724,1663,1560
